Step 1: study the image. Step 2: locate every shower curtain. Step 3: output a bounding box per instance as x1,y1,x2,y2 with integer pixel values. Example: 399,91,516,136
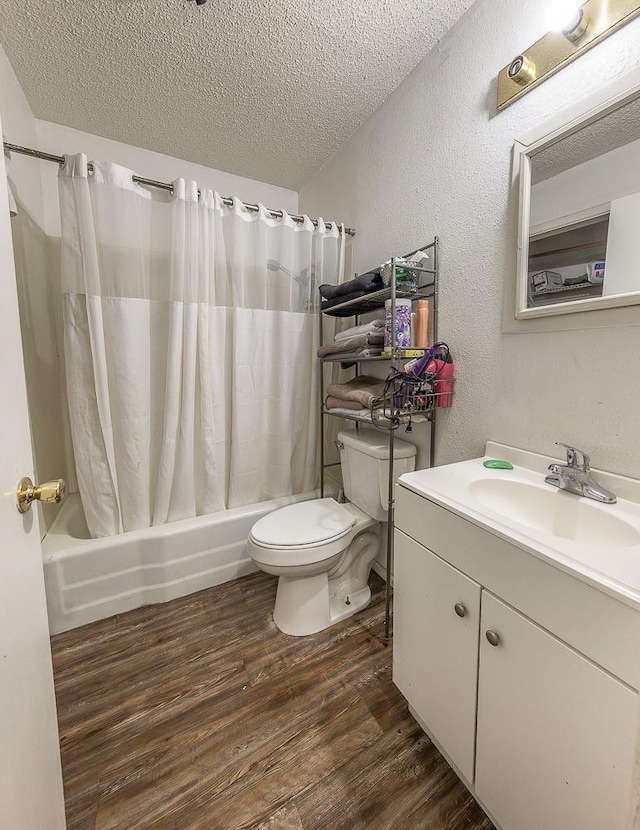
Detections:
59,154,345,537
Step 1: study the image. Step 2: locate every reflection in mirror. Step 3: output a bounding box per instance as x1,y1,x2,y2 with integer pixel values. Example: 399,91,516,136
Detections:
528,215,609,307
525,95,640,311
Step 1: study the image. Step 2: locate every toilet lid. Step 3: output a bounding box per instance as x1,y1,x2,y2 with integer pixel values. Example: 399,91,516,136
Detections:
250,498,356,548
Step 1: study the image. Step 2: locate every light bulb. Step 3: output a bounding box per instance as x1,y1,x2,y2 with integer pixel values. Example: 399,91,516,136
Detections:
548,2,590,43
547,2,583,32
508,55,537,86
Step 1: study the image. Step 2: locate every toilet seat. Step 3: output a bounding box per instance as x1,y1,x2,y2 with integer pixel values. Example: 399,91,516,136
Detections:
248,498,357,567
250,498,356,547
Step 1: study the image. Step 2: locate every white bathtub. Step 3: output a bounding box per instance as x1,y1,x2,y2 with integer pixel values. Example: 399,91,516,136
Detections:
42,491,316,634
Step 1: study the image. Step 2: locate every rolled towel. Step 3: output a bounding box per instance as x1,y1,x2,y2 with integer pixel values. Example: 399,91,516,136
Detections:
317,332,384,358
325,395,365,411
335,319,384,341
319,271,382,300
321,290,369,312
326,375,387,408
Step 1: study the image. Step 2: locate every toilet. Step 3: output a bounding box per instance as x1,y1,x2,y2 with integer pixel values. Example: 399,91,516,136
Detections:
247,428,417,636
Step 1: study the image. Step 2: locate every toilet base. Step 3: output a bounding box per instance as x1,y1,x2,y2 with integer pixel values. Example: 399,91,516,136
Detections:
329,584,372,627
273,574,373,637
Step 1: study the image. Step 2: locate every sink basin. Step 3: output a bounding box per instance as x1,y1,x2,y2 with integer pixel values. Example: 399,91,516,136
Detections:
398,442,640,606
469,479,640,548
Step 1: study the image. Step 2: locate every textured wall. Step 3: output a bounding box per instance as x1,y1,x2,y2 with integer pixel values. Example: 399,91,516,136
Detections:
301,0,640,478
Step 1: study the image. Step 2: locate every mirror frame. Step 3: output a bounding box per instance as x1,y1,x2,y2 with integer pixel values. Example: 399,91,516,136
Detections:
514,67,640,320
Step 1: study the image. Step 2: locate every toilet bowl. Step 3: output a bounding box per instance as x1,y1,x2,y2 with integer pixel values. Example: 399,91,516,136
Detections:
248,498,379,636
248,428,417,636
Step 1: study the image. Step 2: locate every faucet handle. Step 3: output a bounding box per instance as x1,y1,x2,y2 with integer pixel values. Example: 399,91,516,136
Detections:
556,442,590,471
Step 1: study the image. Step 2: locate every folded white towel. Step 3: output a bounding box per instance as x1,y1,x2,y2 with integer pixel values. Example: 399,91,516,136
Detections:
335,319,384,341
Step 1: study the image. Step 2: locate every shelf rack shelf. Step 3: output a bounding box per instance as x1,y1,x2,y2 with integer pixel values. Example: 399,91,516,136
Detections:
318,237,441,642
321,284,436,318
320,348,430,364
320,407,433,426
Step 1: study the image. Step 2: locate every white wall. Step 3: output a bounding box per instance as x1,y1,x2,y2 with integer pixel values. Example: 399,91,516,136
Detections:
606,192,640,296
36,120,299,237
0,47,44,226
300,0,640,479
0,45,67,532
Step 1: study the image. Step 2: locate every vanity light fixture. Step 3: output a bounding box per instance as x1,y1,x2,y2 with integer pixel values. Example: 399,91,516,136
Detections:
497,0,640,110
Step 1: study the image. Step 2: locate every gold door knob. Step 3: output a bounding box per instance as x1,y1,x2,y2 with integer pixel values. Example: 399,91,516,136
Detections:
17,477,66,514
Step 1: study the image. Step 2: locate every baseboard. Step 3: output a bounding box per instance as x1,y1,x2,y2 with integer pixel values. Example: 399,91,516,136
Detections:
371,559,394,586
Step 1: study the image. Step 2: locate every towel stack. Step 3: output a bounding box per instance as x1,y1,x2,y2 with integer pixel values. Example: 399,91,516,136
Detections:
317,320,385,363
324,375,387,416
319,272,383,315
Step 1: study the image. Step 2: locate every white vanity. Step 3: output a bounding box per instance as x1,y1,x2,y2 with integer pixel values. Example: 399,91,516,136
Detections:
393,442,640,830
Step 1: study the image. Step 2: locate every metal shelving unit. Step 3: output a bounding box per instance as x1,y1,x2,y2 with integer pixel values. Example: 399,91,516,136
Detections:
318,238,443,642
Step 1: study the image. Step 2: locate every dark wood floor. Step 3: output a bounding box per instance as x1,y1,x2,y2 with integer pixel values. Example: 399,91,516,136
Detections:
51,572,494,830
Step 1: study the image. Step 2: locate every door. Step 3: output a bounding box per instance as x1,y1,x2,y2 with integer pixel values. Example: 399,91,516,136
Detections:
0,134,66,826
476,592,637,830
393,530,481,783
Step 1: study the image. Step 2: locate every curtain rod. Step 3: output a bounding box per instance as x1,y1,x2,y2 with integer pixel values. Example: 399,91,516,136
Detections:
3,141,356,237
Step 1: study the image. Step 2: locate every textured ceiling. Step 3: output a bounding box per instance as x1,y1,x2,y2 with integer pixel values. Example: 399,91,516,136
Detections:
0,0,477,189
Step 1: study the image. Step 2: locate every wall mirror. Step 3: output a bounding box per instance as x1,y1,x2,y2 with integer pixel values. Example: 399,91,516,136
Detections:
515,80,640,319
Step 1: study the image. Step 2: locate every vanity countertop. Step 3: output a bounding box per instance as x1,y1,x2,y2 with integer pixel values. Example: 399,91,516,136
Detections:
397,441,640,611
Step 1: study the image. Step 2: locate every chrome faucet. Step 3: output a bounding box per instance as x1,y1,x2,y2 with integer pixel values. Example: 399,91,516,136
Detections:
545,442,616,504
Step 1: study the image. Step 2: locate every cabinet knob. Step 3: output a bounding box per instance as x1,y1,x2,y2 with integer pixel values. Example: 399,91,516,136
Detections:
454,602,467,618
486,630,501,647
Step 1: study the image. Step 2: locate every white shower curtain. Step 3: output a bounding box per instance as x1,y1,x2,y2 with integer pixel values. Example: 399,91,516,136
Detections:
59,154,345,537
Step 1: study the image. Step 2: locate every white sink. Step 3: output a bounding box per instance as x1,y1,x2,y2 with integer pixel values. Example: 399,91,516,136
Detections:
469,478,640,548
397,441,640,608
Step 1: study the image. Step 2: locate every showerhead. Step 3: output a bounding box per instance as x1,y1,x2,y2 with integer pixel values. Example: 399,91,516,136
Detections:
267,260,312,282
267,260,298,280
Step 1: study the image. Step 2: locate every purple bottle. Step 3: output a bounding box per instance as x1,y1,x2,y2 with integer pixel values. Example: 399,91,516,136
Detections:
384,299,412,349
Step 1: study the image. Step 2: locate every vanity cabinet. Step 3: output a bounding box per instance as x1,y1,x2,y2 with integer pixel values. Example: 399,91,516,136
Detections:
394,531,480,782
393,485,639,830
476,593,637,830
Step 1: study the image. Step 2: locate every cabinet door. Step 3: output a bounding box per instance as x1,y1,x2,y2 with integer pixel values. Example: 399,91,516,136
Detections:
476,592,637,830
393,530,481,783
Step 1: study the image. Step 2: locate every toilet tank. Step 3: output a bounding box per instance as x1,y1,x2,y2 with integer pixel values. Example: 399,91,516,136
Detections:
338,428,417,522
